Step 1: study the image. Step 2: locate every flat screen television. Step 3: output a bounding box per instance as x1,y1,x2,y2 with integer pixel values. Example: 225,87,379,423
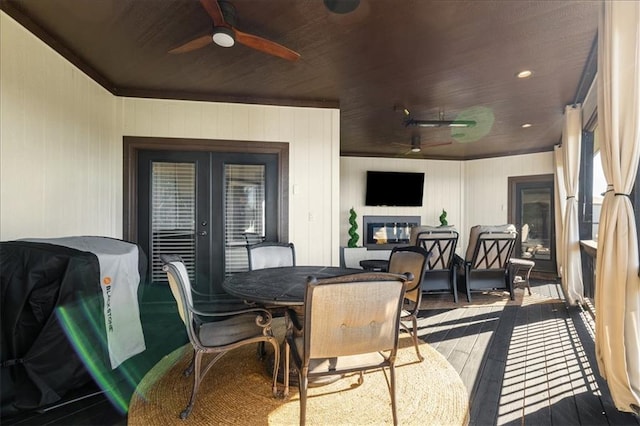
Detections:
365,171,425,206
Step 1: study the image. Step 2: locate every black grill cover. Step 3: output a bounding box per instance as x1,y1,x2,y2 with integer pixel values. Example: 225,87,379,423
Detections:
1,241,106,411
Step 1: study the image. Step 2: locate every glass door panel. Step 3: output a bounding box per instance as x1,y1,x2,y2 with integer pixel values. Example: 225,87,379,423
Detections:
150,162,196,284
138,150,280,297
520,187,552,262
224,164,265,276
509,175,556,274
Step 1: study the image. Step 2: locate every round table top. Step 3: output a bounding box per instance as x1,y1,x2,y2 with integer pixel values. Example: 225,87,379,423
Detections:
222,266,361,306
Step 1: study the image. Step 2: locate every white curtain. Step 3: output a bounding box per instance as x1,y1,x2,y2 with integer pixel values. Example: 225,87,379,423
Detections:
554,145,567,278
595,0,640,413
561,105,584,304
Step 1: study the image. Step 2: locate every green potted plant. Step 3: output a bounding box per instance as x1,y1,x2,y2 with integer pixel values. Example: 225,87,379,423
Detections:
439,209,448,226
341,207,367,268
348,207,360,248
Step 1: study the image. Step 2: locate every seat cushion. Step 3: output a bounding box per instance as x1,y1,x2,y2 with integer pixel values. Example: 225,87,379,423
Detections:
290,336,388,375
197,314,266,347
410,225,457,246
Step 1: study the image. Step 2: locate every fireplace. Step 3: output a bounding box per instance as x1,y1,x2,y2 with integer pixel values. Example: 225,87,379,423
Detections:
362,215,421,250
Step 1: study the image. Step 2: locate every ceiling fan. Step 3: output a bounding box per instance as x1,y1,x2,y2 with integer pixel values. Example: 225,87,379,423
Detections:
396,106,477,129
168,0,300,62
393,134,453,155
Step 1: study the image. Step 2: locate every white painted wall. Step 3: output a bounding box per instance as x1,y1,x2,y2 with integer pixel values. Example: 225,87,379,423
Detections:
340,152,555,253
1,12,120,239
340,157,464,245
0,12,340,266
120,98,340,266
461,152,554,249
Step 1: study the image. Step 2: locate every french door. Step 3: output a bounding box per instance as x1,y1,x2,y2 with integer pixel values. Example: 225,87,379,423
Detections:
136,150,280,296
508,174,556,274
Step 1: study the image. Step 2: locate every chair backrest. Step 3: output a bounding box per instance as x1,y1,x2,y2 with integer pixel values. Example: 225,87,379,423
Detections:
247,242,296,270
410,226,459,271
387,246,429,305
464,224,517,270
160,255,198,342
303,272,407,359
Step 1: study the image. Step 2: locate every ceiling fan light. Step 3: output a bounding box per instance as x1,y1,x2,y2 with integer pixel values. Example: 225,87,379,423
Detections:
449,121,476,127
213,27,235,47
411,135,421,152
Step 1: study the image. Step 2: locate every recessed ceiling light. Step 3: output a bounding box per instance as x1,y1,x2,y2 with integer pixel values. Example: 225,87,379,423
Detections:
521,123,532,128
517,70,533,79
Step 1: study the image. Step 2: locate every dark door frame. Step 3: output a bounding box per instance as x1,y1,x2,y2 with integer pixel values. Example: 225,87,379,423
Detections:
123,136,289,243
508,173,556,273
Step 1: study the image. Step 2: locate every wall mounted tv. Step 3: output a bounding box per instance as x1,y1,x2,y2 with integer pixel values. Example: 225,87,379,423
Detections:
365,171,425,207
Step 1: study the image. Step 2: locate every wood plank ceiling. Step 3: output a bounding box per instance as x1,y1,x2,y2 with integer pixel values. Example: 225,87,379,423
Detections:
0,0,600,160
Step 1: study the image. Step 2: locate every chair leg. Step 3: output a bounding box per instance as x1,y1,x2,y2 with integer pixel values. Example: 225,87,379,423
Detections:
284,340,290,397
268,338,280,398
299,373,308,426
257,341,268,360
181,350,202,419
506,274,515,300
410,315,424,362
464,265,472,302
389,365,398,426
451,270,459,303
183,348,196,377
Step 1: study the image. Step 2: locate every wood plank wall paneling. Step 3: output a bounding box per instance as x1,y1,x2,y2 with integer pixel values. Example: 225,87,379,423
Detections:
340,152,554,254
339,157,463,249
122,98,340,267
1,12,341,268
1,12,119,240
461,152,554,250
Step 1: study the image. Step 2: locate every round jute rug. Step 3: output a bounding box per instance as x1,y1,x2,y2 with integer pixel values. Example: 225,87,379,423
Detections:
128,321,469,425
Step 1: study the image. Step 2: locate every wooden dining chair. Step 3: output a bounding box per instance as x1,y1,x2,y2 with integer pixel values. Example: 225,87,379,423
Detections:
387,245,430,361
160,255,280,419
284,272,408,425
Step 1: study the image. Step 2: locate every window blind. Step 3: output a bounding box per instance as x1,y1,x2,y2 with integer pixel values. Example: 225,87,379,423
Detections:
224,164,265,275
151,162,196,283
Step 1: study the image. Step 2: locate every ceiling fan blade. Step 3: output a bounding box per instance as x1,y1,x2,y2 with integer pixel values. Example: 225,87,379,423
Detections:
199,0,227,27
168,34,213,54
234,28,300,61
422,141,453,148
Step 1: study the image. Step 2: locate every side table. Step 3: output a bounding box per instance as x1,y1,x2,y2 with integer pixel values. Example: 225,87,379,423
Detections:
509,258,535,295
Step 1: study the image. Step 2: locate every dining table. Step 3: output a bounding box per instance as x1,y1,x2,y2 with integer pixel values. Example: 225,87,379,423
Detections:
222,265,363,388
222,265,362,306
